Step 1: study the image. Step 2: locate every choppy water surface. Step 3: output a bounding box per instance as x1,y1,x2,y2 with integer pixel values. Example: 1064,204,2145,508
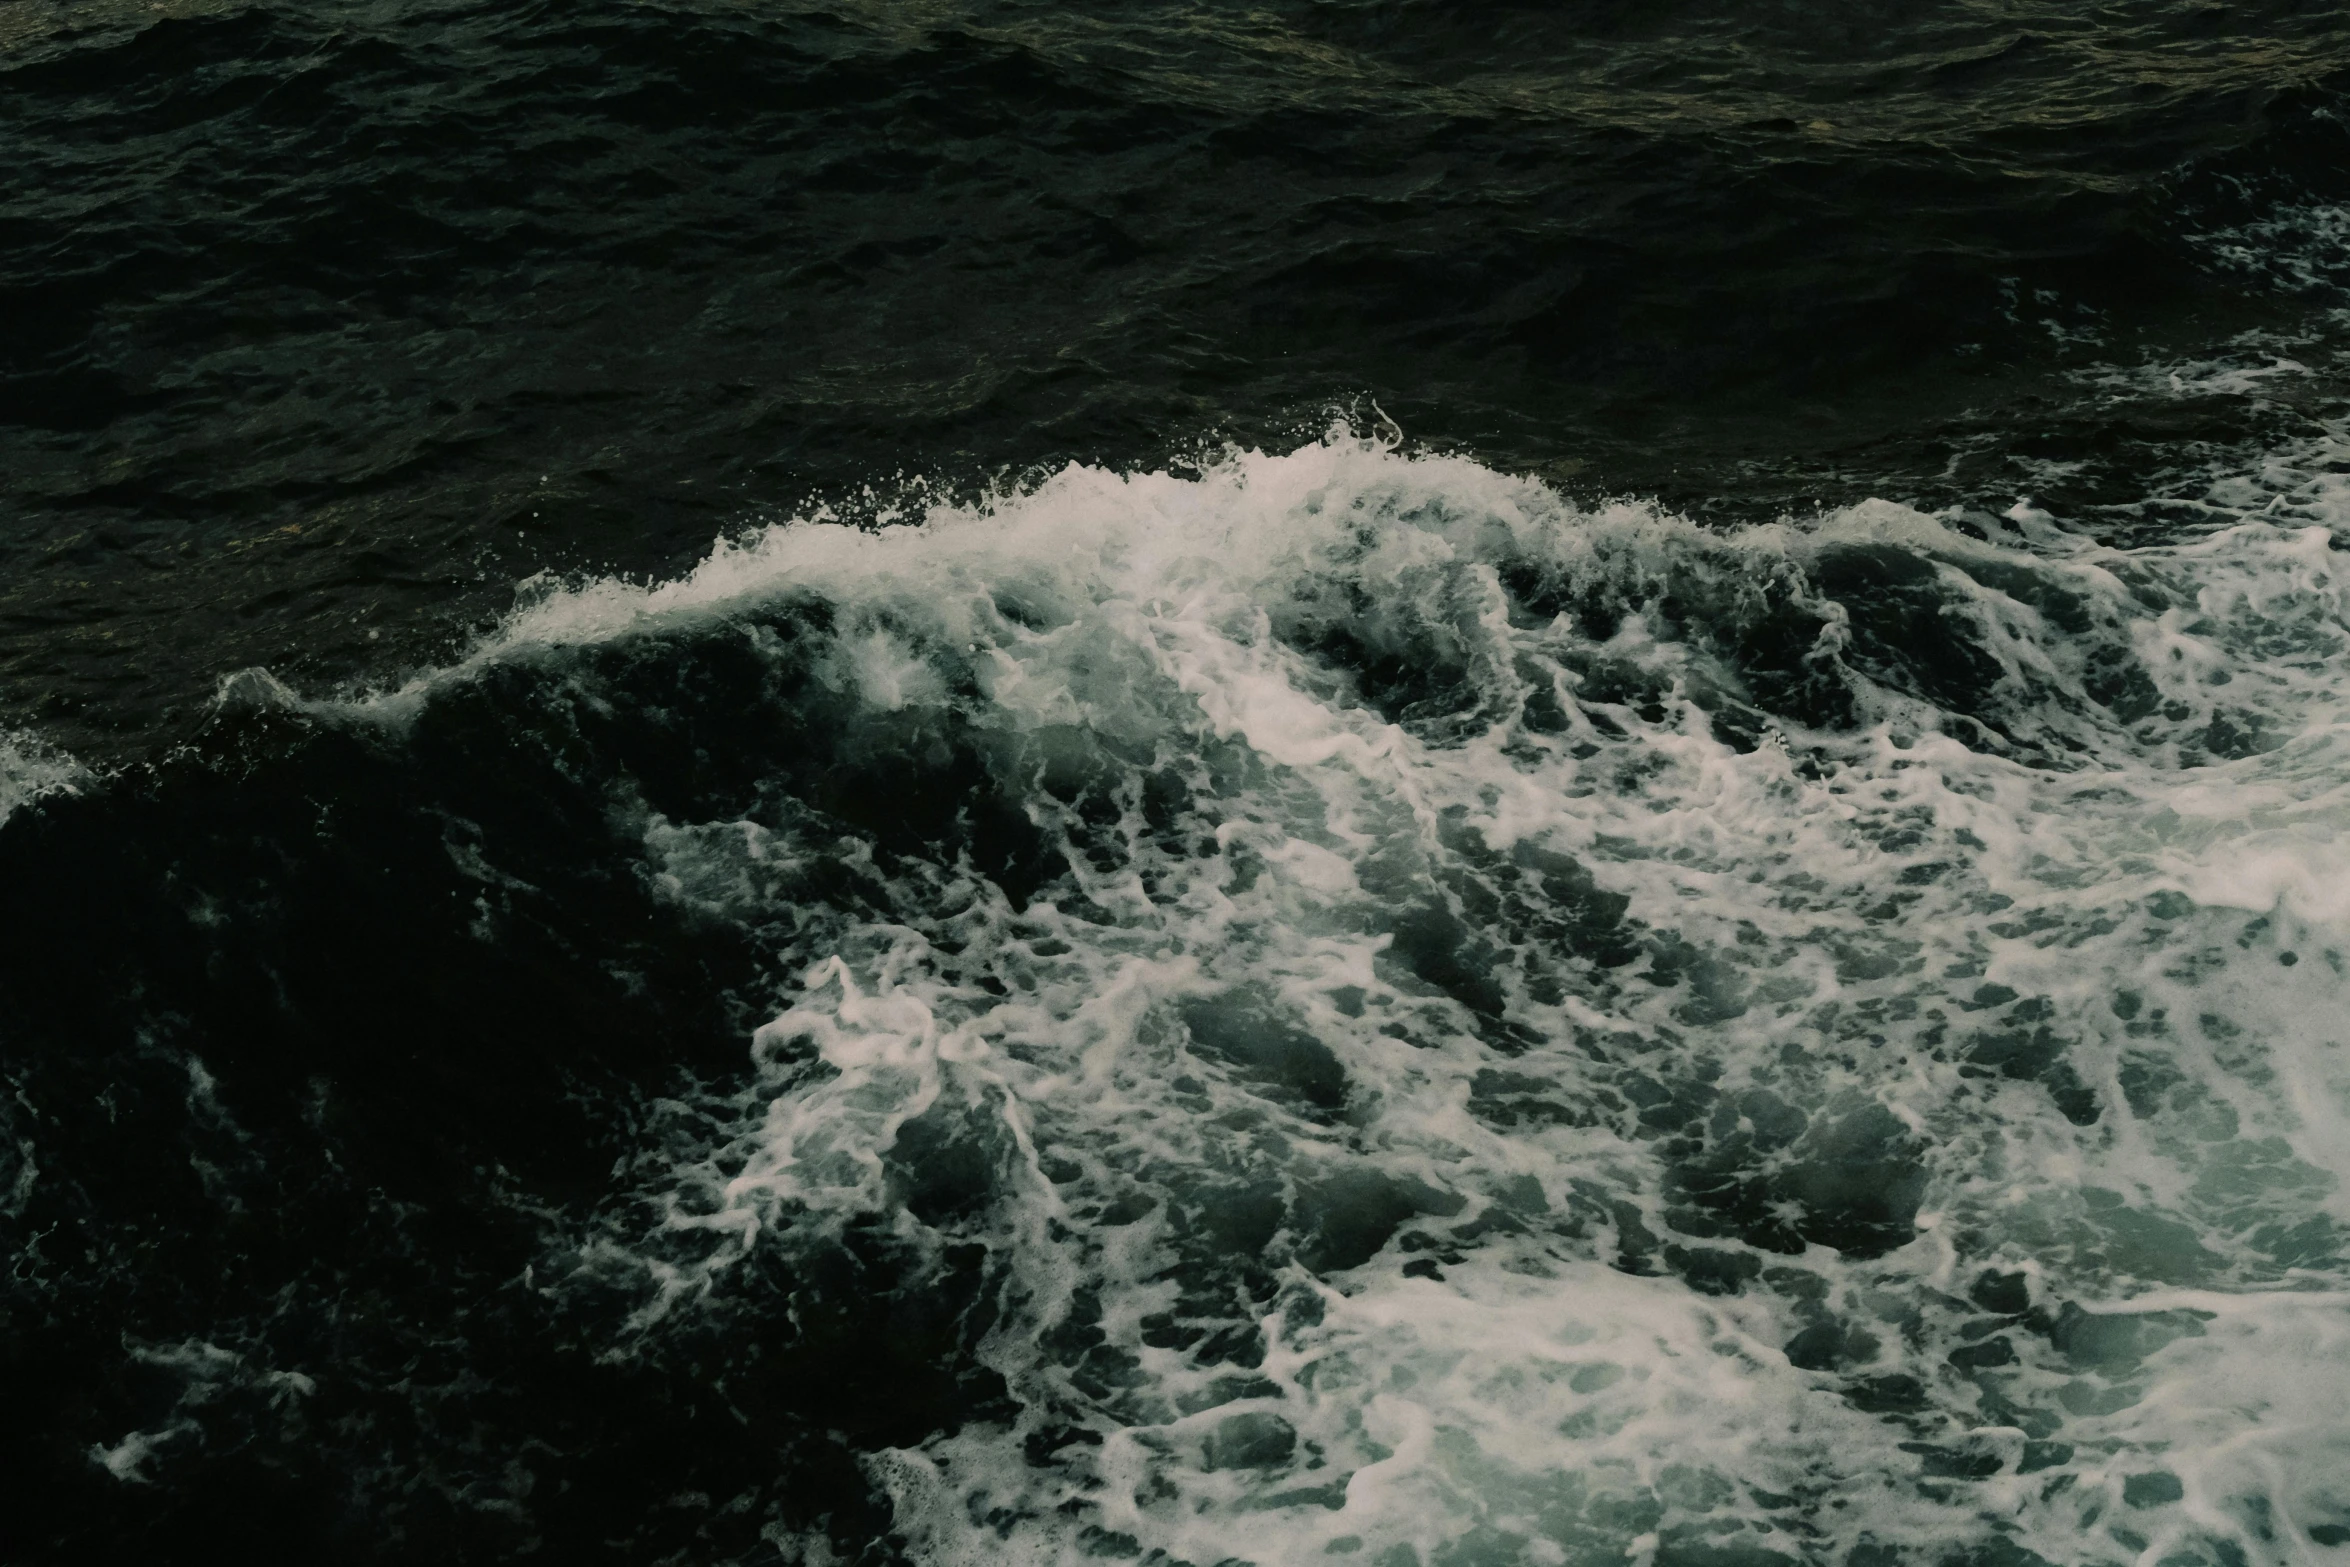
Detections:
10,2,2350,1565
5,0,2349,750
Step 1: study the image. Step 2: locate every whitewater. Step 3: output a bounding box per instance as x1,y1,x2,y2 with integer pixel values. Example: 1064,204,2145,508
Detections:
128,421,2336,1567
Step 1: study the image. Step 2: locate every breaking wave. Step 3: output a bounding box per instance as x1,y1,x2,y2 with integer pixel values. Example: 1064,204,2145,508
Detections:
311,430,2350,1566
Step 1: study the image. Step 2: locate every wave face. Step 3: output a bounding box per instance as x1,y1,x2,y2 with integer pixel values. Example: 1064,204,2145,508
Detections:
12,433,2350,1564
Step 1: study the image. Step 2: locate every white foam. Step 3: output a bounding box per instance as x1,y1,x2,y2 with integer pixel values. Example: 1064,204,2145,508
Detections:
2073,340,2319,403
0,729,86,826
343,429,2350,1563
2189,199,2350,298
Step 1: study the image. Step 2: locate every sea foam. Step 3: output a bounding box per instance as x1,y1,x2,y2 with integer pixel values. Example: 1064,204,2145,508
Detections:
319,431,2350,1565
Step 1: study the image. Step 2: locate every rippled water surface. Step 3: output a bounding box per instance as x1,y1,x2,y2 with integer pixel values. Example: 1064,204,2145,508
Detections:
9,3,2350,1564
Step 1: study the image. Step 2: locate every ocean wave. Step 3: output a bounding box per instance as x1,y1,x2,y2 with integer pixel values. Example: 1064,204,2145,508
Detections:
12,430,2350,1562
316,431,2350,1565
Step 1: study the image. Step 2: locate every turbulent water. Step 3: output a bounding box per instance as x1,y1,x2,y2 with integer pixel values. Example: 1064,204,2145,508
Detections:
12,3,2350,1565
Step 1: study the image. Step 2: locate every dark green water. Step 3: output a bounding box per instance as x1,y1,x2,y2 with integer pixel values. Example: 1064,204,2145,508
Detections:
7,4,2350,1564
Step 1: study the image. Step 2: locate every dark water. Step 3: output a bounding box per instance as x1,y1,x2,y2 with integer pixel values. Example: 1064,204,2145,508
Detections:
9,0,2350,753
9,3,2350,1563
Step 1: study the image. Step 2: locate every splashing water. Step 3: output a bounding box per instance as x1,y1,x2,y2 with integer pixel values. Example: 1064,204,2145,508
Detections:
335,432,2350,1567
0,730,85,826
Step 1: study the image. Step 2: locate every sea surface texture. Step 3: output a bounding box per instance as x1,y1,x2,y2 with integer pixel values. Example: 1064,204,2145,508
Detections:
8,3,2350,1565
